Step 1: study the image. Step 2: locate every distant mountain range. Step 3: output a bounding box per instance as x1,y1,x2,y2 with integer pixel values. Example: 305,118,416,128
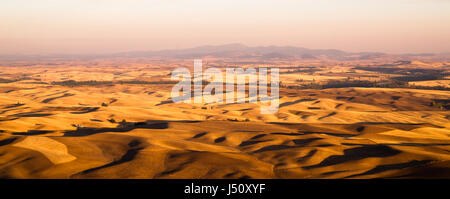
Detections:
1,43,449,61
98,43,450,61
113,43,386,60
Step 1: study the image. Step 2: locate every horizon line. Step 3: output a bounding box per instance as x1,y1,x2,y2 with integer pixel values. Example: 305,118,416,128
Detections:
0,43,447,57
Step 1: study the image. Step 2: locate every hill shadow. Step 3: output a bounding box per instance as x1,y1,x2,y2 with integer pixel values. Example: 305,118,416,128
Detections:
303,145,401,169
64,120,170,136
279,98,317,108
63,120,200,137
345,160,433,178
42,93,75,103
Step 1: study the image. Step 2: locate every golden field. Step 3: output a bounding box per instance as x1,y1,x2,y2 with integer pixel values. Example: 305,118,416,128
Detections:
0,59,449,179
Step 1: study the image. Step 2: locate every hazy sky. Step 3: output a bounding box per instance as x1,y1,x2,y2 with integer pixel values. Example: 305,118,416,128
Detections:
1,0,450,54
